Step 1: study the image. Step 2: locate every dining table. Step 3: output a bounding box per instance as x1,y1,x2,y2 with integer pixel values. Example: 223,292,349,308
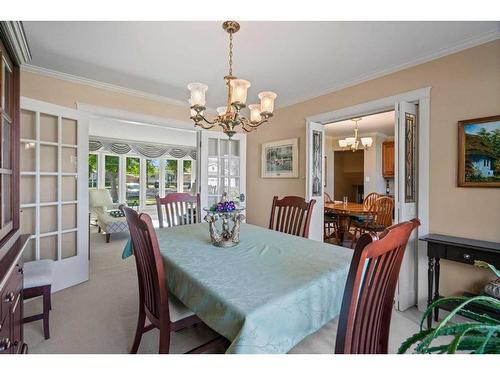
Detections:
122,222,353,354
324,202,372,244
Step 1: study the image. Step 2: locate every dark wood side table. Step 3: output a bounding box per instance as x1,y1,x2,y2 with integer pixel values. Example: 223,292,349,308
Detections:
420,234,500,329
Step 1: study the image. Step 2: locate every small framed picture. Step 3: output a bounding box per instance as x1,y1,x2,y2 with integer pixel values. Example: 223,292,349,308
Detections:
261,138,299,178
458,115,500,187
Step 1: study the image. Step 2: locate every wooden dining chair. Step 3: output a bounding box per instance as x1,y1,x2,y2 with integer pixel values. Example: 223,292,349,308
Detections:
268,196,316,238
335,218,421,354
323,192,339,242
363,192,380,209
351,196,394,248
122,206,227,354
156,193,201,228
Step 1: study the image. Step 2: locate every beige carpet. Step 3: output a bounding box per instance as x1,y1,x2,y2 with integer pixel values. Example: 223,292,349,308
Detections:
24,226,423,354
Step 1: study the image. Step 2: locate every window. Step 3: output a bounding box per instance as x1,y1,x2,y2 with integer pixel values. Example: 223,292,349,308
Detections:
88,154,98,189
146,159,160,205
126,157,140,206
104,155,120,203
183,160,196,194
164,159,178,194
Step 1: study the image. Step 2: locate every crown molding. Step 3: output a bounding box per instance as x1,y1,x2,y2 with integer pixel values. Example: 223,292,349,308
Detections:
278,29,500,109
0,21,32,65
21,64,191,109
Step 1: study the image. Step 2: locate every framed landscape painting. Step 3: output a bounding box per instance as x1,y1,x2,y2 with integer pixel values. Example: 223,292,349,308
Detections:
458,115,500,187
261,138,299,178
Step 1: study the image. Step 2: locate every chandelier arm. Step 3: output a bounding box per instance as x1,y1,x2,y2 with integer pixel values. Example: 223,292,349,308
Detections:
196,114,218,125
240,117,268,130
195,122,216,130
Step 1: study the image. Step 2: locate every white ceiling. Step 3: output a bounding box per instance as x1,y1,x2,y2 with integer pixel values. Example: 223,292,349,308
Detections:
23,21,500,108
325,111,395,137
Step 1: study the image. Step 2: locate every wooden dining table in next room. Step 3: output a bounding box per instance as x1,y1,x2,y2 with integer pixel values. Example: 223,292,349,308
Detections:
324,202,373,243
122,222,353,354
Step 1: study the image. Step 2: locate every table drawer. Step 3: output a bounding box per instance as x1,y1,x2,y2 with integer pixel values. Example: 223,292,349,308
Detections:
445,246,498,266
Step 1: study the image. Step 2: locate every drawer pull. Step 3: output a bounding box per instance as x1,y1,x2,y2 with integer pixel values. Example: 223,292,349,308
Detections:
463,253,471,260
4,292,15,303
0,338,11,352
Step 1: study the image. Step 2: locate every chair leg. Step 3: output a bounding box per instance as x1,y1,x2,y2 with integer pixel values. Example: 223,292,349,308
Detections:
158,328,171,354
98,226,101,233
106,233,111,243
42,285,51,339
130,309,146,354
351,228,358,249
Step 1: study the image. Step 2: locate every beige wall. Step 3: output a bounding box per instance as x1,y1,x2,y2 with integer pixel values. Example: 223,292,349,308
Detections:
21,70,190,121
246,40,500,296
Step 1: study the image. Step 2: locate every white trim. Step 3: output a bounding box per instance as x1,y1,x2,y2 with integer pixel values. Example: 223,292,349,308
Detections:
22,64,189,109
76,102,204,133
0,21,32,65
304,86,431,311
278,31,499,109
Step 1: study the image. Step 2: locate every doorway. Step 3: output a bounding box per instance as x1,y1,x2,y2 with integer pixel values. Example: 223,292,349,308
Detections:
306,87,431,311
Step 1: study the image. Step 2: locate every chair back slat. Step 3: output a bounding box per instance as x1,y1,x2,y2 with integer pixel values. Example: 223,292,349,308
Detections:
123,206,170,327
268,196,316,238
156,193,201,228
368,196,394,228
335,218,420,354
363,192,380,209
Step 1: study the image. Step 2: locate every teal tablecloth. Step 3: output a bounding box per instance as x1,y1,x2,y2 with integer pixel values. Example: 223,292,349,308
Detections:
122,223,352,354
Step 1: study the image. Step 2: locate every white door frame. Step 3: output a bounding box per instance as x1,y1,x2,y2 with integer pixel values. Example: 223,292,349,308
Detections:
305,87,431,311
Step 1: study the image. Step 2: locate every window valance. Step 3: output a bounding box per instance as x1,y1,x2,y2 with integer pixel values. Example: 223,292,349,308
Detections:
89,138,197,160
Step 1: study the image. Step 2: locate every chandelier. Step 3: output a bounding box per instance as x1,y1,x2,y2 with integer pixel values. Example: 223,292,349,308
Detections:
338,118,373,151
188,21,277,138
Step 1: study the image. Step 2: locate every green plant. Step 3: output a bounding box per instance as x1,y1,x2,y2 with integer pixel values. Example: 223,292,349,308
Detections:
474,260,500,278
398,295,500,354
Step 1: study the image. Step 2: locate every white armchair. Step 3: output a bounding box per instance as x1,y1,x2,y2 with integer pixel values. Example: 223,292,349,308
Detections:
89,189,128,243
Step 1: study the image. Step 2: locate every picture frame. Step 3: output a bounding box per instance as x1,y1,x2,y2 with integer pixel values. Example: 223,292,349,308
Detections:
458,115,500,188
261,138,299,178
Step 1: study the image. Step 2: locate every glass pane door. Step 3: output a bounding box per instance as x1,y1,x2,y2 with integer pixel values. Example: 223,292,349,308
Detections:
200,131,246,211
20,97,89,292
125,157,140,207
145,159,160,205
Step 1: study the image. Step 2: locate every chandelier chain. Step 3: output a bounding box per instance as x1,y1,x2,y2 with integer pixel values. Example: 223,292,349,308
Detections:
228,31,233,76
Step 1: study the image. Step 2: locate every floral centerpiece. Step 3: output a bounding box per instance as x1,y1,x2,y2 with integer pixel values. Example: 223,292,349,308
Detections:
209,199,237,213
204,193,245,248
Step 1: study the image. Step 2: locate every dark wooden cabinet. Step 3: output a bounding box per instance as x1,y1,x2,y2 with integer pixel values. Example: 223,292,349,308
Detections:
0,22,31,354
0,235,28,354
382,141,394,178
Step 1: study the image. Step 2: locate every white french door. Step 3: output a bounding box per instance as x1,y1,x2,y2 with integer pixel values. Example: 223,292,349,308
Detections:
20,97,89,292
305,121,325,241
199,131,246,213
394,101,418,310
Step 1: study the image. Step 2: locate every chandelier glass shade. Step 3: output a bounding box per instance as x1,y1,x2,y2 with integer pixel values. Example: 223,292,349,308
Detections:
188,21,277,138
338,118,373,152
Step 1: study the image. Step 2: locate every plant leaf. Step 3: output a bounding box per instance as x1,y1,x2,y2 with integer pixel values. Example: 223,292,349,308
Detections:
397,329,434,354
